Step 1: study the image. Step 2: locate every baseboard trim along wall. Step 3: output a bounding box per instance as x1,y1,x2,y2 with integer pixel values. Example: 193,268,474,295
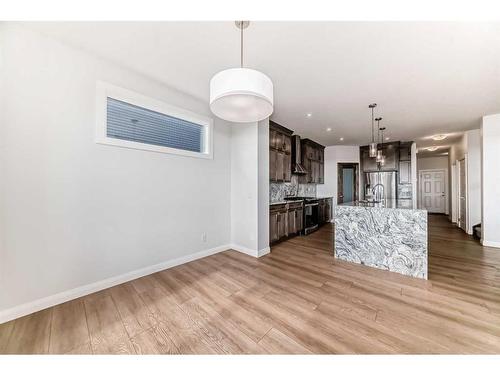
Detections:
482,240,500,249
0,241,274,324
258,247,271,257
230,244,270,258
0,244,233,324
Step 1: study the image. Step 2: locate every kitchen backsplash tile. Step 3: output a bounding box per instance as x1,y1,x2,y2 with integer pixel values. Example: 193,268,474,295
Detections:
270,175,317,203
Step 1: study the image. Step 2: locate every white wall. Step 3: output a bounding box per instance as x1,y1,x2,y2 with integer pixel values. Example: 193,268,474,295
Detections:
417,156,449,171
230,124,258,253
0,25,233,318
316,145,360,205
411,142,418,208
257,120,270,252
230,120,270,257
481,114,500,248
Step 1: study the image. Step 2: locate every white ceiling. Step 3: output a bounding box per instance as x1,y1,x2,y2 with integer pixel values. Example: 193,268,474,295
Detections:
24,21,500,148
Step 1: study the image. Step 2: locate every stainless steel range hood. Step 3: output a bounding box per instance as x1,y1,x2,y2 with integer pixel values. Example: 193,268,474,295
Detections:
291,135,307,175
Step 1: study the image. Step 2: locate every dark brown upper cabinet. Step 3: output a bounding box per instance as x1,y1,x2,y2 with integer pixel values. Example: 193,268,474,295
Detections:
269,121,293,182
300,138,325,184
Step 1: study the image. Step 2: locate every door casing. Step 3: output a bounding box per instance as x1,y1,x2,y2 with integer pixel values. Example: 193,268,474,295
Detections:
337,163,359,204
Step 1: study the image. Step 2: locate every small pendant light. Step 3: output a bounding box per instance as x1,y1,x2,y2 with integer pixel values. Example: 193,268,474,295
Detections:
368,103,377,157
378,126,387,167
375,117,383,163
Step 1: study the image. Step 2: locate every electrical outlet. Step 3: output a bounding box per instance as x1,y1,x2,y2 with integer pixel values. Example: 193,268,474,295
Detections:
202,233,207,243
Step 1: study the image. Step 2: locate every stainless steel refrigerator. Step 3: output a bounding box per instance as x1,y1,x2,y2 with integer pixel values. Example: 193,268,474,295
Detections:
363,171,397,201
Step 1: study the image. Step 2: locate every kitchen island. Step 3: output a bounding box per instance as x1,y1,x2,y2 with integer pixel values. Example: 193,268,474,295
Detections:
334,200,428,279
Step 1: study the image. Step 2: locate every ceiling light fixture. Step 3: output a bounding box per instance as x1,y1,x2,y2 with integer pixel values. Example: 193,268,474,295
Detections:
326,127,332,132
209,21,273,123
307,113,312,118
340,137,344,141
375,117,383,163
427,146,439,152
432,134,447,141
377,126,387,167
368,103,377,157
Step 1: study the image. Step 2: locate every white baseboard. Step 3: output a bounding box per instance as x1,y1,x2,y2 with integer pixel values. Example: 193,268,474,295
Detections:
230,244,270,258
482,240,500,248
258,247,271,257
0,244,231,324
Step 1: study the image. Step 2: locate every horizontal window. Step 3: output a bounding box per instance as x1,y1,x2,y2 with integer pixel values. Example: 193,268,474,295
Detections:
96,82,213,158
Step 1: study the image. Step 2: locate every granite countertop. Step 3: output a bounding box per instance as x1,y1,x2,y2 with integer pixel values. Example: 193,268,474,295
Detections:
338,199,420,210
270,201,288,206
270,196,334,206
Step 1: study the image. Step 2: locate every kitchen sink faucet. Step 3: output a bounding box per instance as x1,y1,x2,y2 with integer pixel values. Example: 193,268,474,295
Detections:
372,183,385,202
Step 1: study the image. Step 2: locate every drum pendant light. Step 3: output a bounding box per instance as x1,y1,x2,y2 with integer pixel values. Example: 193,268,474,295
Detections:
210,21,274,123
368,103,378,157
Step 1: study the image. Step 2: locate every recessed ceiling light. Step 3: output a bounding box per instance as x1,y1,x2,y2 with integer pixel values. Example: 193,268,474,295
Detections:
427,146,439,152
306,113,312,118
339,137,344,141
385,137,390,141
326,127,332,132
432,134,447,141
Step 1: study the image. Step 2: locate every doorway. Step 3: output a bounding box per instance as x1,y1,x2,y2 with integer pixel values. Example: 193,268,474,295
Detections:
419,169,447,213
457,158,467,232
337,163,359,204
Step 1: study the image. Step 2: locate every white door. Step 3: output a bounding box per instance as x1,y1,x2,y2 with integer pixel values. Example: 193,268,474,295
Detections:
420,170,446,213
458,158,467,231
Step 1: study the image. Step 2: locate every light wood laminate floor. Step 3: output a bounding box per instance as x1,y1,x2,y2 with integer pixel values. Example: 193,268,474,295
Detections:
2,215,500,354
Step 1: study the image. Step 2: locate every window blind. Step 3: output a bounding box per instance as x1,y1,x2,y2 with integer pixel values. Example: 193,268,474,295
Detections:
106,97,205,153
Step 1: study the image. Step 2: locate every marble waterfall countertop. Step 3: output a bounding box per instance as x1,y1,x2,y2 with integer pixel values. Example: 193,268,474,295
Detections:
338,199,415,209
334,201,428,279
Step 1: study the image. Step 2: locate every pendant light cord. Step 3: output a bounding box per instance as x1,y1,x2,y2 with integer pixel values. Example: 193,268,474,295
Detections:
371,107,374,143
377,119,380,143
240,24,244,68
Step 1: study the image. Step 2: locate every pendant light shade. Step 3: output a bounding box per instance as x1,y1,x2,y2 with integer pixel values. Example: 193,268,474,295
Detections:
379,155,386,167
209,21,274,123
210,68,274,123
368,103,377,157
377,125,387,166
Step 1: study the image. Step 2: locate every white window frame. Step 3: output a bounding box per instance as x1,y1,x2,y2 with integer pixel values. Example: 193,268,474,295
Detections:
96,81,213,159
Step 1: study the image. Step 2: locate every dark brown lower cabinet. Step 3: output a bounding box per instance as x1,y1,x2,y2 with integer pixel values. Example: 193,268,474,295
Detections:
287,202,303,235
296,208,304,232
270,199,329,246
324,198,332,223
318,198,333,225
270,204,288,244
270,202,303,245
